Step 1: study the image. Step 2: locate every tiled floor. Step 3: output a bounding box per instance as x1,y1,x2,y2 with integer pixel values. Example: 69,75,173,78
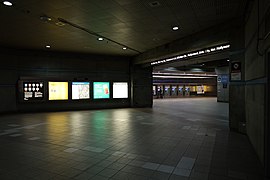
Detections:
0,97,264,179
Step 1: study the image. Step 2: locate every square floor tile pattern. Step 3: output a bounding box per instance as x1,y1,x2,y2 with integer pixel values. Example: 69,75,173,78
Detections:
0,98,264,179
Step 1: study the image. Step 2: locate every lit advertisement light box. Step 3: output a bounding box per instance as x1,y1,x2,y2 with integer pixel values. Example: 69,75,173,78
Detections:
22,81,45,101
72,82,90,100
113,82,128,98
93,82,110,99
197,85,205,94
49,82,68,100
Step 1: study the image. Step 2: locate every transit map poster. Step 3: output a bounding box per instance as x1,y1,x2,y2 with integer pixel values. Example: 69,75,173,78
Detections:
72,82,90,100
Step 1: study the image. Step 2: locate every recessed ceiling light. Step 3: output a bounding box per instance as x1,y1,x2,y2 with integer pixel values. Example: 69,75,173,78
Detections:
149,1,161,7
227,59,230,62
45,45,51,49
98,37,104,41
40,15,52,22
55,21,65,27
122,47,127,50
3,1,12,6
172,26,179,31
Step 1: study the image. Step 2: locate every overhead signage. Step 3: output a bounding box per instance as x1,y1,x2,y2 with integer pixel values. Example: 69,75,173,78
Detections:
23,81,44,101
151,44,230,65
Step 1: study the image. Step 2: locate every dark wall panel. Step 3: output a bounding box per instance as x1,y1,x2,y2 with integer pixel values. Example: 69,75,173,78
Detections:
0,47,132,113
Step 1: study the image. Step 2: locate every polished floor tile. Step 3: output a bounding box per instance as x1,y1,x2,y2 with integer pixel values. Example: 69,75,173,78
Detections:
0,97,264,179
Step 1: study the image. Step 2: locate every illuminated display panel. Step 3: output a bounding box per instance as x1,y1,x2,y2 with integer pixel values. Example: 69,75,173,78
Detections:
153,86,156,96
93,82,110,99
72,82,90,100
49,82,68,100
113,82,128,98
151,44,230,65
197,85,205,94
23,81,44,101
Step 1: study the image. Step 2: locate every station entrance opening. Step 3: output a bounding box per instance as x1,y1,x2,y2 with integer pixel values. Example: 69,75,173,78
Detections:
152,58,230,103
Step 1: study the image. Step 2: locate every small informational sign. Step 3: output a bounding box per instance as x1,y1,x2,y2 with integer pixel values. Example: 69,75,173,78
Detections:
231,62,241,81
221,75,229,83
217,77,222,82
23,82,44,101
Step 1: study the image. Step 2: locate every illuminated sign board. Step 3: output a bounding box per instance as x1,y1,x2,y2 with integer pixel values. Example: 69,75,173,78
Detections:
93,82,110,99
151,44,230,65
72,82,90,100
197,85,205,94
113,82,128,98
49,82,68,100
23,81,44,101
153,86,156,96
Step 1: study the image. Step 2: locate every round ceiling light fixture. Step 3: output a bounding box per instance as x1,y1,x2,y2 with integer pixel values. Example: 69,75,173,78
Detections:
40,15,52,22
172,26,179,31
97,37,104,41
3,1,12,6
122,47,127,50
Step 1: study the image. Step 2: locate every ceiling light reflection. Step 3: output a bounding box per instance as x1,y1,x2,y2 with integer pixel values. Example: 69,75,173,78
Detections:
3,1,12,6
98,37,104,41
172,26,179,31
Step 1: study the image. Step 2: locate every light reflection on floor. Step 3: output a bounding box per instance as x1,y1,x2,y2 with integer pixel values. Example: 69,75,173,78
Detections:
0,97,264,179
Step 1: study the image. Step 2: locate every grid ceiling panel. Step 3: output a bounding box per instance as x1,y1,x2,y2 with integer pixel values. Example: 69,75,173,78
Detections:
0,0,248,56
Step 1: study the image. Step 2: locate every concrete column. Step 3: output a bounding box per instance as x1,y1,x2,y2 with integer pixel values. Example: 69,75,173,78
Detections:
130,65,153,107
244,0,270,175
228,19,246,133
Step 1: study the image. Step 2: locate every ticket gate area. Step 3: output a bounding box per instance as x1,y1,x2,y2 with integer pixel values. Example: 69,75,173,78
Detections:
153,84,216,98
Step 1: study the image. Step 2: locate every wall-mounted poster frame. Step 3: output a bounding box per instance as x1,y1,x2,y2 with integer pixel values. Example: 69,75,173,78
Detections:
18,80,46,102
113,82,128,98
48,81,69,100
93,82,110,99
72,81,90,100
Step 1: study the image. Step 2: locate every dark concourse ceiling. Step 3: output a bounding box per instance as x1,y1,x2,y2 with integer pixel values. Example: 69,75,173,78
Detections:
0,0,248,56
